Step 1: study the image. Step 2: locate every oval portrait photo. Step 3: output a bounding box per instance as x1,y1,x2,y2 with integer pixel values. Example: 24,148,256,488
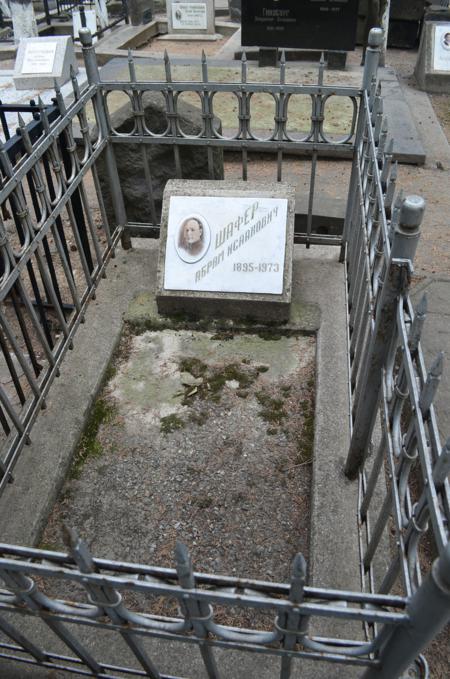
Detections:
175,214,211,263
443,31,450,49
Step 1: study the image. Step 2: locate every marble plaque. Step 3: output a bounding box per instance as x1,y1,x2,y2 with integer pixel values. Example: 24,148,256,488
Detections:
172,2,207,29
164,196,287,294
157,180,295,322
433,23,450,71
21,41,57,74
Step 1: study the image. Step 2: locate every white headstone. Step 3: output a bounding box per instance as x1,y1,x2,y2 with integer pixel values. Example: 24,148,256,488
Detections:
157,180,295,322
433,22,450,71
73,9,98,45
415,14,450,93
13,36,78,91
165,0,216,39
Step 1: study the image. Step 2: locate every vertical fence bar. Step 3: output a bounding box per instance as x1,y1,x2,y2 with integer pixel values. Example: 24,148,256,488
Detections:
363,543,450,679
345,196,425,479
78,28,129,249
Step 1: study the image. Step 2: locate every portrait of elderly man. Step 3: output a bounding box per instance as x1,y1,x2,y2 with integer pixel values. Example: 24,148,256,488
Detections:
178,216,205,257
443,32,450,49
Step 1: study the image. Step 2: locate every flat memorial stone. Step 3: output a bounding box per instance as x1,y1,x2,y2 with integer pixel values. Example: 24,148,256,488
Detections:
156,180,295,322
13,36,78,91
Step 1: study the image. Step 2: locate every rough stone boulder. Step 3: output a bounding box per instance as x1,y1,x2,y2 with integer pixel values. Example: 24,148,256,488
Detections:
95,92,224,228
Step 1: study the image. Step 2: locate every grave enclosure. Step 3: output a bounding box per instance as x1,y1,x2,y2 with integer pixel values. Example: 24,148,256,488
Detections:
0,19,448,679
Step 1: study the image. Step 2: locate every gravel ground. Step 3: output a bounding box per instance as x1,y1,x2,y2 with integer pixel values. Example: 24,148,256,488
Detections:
43,328,315,627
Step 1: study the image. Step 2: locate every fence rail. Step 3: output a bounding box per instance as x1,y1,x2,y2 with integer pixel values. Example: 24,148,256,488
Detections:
0,27,448,679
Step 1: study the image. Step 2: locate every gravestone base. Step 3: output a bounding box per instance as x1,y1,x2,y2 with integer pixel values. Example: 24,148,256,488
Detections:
326,51,347,70
258,48,278,68
415,12,450,94
157,180,295,323
159,32,222,41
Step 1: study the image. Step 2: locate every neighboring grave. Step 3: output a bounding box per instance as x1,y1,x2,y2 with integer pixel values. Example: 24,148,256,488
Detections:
10,0,37,43
164,0,219,40
156,180,295,322
241,0,359,51
13,36,78,90
73,9,98,45
415,7,450,93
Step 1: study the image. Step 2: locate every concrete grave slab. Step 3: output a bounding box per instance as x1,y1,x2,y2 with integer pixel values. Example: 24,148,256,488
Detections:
13,35,78,90
156,179,296,322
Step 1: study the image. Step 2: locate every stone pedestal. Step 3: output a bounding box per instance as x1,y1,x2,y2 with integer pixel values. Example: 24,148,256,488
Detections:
164,0,220,40
415,9,450,93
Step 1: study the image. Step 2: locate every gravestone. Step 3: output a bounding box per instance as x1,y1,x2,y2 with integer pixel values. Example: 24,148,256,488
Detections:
73,9,98,44
13,36,78,90
156,180,295,322
415,7,450,93
241,0,359,51
164,0,219,40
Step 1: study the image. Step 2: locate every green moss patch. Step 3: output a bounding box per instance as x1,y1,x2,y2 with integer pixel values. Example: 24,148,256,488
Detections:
179,359,268,404
71,398,116,478
256,390,287,424
160,414,185,434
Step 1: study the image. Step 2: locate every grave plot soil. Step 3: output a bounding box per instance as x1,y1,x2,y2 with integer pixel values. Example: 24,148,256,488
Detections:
137,34,230,57
42,328,315,625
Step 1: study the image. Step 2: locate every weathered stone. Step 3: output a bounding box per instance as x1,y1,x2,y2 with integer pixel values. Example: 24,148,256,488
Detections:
95,93,223,228
228,0,241,22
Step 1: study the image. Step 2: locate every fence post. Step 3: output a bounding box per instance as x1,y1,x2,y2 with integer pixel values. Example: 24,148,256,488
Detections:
78,28,130,249
345,196,424,480
340,28,383,262
363,542,450,679
362,28,383,91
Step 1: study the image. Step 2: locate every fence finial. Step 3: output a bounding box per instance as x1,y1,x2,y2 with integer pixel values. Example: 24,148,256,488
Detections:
391,194,425,262
175,541,194,588
363,28,383,91
289,553,307,603
433,438,450,488
78,28,93,48
409,294,427,354
419,352,444,416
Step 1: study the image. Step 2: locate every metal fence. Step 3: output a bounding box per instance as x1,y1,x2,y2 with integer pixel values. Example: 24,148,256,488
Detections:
0,26,448,679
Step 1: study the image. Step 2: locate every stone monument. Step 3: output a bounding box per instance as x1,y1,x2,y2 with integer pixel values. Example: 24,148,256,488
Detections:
156,179,295,322
241,0,359,68
164,0,219,40
415,5,450,93
13,36,78,90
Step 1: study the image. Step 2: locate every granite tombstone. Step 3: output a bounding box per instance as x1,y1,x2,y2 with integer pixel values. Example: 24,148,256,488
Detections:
241,0,359,51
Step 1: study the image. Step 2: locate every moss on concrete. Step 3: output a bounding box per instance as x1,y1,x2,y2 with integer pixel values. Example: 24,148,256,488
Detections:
71,398,116,478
